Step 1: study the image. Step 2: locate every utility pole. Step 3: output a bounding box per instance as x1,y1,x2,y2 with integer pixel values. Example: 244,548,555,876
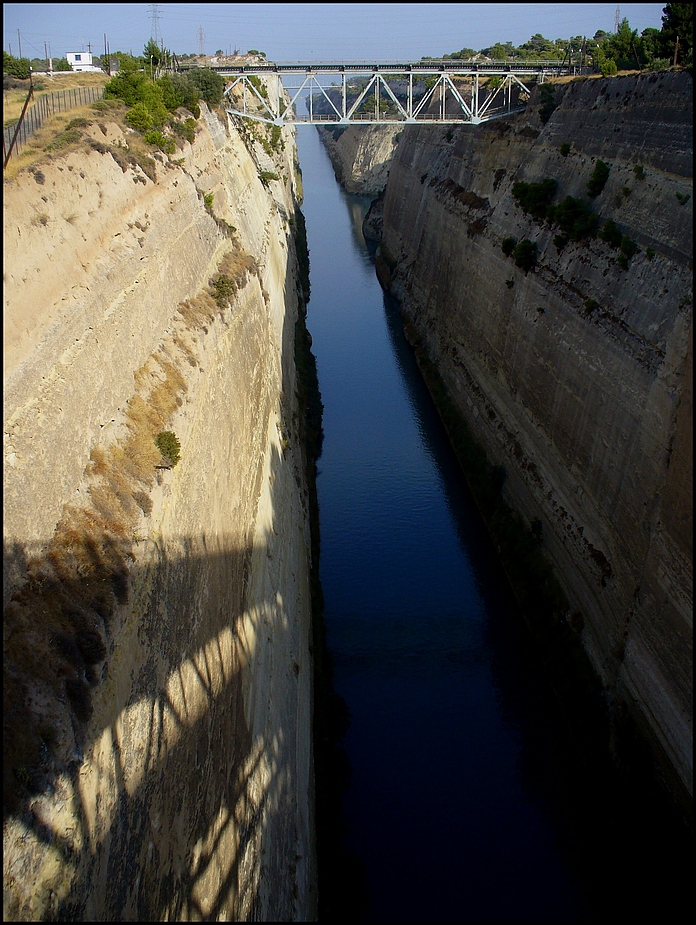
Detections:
673,35,679,66
17,29,22,59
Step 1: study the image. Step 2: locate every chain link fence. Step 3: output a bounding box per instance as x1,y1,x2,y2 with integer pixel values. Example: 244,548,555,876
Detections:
4,85,105,165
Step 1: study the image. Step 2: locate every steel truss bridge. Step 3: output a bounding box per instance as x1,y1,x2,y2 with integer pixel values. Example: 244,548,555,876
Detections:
187,60,579,127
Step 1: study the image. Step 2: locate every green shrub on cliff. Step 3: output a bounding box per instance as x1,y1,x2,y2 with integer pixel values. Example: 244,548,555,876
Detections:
587,159,610,198
155,431,181,467
538,83,557,125
546,196,598,241
599,218,623,248
125,102,155,132
513,239,538,273
143,129,175,154
512,178,558,220
501,236,517,257
212,273,236,306
186,67,225,107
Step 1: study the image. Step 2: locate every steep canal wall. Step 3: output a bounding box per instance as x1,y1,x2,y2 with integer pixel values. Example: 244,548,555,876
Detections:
323,71,693,809
4,99,316,919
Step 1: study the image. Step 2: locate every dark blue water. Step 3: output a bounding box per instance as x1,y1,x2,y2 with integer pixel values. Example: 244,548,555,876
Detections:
297,127,590,922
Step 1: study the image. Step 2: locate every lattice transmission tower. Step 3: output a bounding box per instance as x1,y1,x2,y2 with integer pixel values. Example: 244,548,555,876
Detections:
149,3,161,43
198,26,205,56
614,5,621,33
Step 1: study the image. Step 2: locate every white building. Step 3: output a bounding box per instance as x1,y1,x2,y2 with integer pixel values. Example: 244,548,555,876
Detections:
65,52,103,73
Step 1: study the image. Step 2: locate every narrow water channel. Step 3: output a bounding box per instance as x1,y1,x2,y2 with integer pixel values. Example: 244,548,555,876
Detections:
294,121,696,924
295,129,593,922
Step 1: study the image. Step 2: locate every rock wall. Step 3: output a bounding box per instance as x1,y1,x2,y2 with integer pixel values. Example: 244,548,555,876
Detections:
317,123,401,195
373,72,692,805
3,102,317,918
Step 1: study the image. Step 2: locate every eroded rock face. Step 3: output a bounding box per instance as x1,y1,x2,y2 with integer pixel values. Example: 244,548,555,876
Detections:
3,104,316,920
376,72,692,804
318,123,402,195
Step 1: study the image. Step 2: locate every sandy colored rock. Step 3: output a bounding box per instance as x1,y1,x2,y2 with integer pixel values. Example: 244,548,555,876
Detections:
4,100,316,920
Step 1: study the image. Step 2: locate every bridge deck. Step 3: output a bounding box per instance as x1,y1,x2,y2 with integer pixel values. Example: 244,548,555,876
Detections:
173,59,582,127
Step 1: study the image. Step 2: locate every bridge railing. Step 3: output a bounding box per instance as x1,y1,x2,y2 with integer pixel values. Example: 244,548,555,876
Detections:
222,66,539,127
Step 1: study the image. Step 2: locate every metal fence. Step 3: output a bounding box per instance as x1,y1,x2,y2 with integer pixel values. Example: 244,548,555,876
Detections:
3,85,105,164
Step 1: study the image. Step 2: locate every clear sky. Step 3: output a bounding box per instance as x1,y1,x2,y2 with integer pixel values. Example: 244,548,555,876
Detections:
4,3,665,62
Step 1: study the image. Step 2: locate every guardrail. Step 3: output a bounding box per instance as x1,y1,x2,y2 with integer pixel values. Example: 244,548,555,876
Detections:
3,85,105,166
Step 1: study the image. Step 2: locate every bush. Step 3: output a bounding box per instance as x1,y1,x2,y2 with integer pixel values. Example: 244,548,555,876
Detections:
45,128,82,151
3,52,31,79
105,55,147,106
156,73,201,117
513,239,537,273
587,160,610,198
143,129,175,153
559,142,571,157
172,117,196,144
212,274,236,306
645,247,655,260
538,83,557,125
155,431,181,467
553,233,569,251
633,164,645,180
259,170,279,184
546,196,598,241
511,178,558,220
125,102,154,131
501,236,517,257
620,236,638,259
599,218,623,248
187,67,225,107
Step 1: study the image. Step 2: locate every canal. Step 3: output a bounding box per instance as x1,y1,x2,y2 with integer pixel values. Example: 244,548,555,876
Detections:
296,126,598,922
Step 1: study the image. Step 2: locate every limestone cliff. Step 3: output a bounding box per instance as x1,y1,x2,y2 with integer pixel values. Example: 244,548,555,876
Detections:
4,100,317,919
317,123,401,195
373,71,692,807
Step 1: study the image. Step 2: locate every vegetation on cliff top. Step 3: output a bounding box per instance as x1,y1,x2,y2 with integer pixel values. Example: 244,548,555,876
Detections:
443,3,692,72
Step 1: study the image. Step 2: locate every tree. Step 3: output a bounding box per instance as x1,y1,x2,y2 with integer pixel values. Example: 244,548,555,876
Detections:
186,67,225,106
605,17,640,69
143,38,162,68
156,73,201,117
3,51,31,78
104,54,147,106
639,27,664,65
54,58,72,72
661,3,693,58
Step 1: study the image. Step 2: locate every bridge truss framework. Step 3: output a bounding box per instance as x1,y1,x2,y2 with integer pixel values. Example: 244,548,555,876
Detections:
207,61,576,126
